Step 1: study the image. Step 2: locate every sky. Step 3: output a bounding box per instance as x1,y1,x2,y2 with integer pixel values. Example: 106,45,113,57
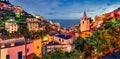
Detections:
9,0,120,19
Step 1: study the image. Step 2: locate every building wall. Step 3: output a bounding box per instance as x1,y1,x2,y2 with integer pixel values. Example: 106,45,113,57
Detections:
53,37,73,44
5,22,18,33
0,48,8,59
0,42,34,59
27,23,39,31
26,43,34,56
7,45,25,59
46,45,72,53
80,19,90,32
33,39,42,57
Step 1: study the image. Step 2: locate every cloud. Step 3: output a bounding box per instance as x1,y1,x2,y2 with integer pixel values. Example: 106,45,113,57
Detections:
9,0,120,19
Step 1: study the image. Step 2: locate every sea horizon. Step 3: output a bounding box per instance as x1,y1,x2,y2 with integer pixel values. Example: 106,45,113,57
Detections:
50,19,80,28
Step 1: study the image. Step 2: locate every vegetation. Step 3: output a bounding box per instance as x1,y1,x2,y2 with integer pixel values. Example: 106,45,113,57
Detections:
35,49,83,59
73,18,120,58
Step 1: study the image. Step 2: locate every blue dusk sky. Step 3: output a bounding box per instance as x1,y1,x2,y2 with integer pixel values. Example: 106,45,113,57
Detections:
10,0,120,19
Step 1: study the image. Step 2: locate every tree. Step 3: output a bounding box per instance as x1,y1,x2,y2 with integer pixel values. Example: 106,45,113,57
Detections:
73,37,84,51
65,49,83,59
17,25,29,39
42,50,66,59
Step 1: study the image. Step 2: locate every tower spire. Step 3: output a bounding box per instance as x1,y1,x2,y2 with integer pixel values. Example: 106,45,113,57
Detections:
83,11,87,20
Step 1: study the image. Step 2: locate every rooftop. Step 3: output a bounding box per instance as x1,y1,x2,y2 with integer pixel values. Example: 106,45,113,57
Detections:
57,34,72,40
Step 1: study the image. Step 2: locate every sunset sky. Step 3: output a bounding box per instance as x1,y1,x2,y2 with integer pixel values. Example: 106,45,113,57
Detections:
10,0,120,19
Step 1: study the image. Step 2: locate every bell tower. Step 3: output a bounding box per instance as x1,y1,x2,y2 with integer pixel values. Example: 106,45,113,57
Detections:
80,11,90,32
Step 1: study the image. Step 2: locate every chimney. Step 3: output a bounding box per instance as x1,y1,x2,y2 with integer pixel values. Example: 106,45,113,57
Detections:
1,43,5,48
10,41,15,46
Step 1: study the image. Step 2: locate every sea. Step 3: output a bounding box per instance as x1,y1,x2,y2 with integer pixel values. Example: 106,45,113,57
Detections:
51,19,80,28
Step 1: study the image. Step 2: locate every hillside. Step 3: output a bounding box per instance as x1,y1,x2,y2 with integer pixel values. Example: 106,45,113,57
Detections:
91,8,120,30
0,1,35,26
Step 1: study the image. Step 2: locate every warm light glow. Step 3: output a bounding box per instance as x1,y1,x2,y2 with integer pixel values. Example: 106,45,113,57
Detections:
43,36,48,41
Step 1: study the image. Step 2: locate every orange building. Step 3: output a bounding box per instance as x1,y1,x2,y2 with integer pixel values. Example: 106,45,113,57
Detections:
33,38,42,57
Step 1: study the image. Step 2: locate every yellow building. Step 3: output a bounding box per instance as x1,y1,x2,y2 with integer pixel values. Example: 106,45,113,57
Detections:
27,18,39,31
81,31,93,39
27,22,39,31
33,38,42,57
5,19,18,33
26,18,38,22
0,48,8,59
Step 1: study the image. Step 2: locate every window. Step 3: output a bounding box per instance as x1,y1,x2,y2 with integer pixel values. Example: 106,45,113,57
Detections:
37,46,39,49
18,51,22,59
59,39,61,41
6,54,10,59
83,21,84,24
27,49,29,52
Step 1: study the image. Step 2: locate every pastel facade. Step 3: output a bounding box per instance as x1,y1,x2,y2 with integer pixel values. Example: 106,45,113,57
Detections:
27,22,39,31
27,18,39,31
5,21,18,33
26,18,38,22
46,43,72,53
26,43,34,56
0,48,8,59
53,34,73,44
7,45,25,59
0,37,34,59
0,43,26,59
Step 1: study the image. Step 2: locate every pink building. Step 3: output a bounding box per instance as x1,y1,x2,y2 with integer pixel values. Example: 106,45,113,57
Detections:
26,42,34,56
0,39,34,59
7,45,26,59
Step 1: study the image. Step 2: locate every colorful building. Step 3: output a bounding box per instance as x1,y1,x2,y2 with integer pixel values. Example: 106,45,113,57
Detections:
33,38,42,57
45,41,73,53
53,34,73,44
80,12,93,39
80,11,90,32
0,37,38,59
5,19,18,33
0,38,26,59
26,18,39,31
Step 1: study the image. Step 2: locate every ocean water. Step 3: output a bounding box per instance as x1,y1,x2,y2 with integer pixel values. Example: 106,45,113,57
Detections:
51,19,80,28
